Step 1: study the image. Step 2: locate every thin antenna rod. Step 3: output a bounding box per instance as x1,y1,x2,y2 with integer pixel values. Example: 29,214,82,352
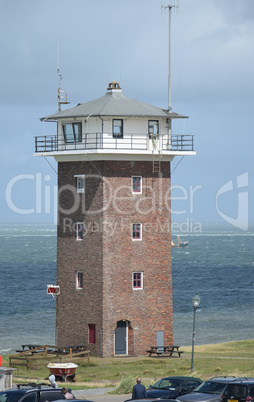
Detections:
163,3,175,111
168,5,172,111
57,41,62,112
56,42,70,112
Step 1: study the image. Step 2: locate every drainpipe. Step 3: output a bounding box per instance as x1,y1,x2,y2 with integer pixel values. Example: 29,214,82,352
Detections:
99,116,104,148
86,114,93,140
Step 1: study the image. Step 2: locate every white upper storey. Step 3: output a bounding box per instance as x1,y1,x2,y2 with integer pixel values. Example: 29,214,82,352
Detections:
35,82,195,162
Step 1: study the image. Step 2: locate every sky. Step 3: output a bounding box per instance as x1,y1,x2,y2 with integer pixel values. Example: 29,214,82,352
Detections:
0,0,253,230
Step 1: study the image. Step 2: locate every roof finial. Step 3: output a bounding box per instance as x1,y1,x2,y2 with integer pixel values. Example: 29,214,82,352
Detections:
107,81,121,91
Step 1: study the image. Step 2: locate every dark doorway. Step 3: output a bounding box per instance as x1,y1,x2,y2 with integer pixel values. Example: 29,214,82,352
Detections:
115,320,127,355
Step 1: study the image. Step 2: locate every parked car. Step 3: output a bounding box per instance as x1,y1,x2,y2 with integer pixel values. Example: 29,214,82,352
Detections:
146,376,203,399
221,378,254,402
177,376,244,402
0,384,75,402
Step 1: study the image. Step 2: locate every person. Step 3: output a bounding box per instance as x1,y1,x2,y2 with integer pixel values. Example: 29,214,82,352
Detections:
62,387,74,400
132,377,147,399
49,374,58,388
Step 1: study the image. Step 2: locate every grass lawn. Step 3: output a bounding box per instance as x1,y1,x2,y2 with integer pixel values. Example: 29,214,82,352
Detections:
2,339,254,393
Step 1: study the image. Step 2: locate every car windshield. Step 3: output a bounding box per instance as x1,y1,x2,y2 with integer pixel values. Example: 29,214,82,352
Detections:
0,391,26,402
194,381,227,394
151,379,181,390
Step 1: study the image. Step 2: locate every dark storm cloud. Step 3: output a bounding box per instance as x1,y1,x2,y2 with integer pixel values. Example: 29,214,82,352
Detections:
0,0,253,223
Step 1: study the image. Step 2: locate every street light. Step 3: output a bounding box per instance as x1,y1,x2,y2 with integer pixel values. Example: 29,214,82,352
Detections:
191,293,201,373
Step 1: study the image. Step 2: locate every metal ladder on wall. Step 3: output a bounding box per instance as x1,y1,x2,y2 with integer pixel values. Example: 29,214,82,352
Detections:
152,150,162,173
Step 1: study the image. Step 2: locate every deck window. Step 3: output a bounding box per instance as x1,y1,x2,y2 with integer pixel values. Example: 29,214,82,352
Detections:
132,176,142,194
148,120,159,139
76,222,83,240
88,324,96,344
113,119,123,138
76,271,83,289
133,272,143,289
132,223,142,240
63,122,82,143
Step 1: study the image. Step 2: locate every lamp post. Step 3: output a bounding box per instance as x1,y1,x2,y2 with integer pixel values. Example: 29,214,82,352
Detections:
191,293,201,373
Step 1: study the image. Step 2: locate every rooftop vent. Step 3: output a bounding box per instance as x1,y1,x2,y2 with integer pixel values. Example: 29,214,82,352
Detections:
107,81,121,90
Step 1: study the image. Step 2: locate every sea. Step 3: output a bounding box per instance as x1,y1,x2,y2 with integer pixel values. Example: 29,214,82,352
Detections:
0,222,254,355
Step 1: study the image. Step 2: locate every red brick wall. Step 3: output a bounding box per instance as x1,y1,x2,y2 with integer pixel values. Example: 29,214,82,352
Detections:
56,160,173,357
56,161,104,355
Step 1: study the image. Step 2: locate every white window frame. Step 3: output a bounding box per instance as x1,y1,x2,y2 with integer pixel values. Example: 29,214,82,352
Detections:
132,223,142,241
132,272,143,290
74,174,85,193
76,271,83,289
76,222,84,241
131,176,142,194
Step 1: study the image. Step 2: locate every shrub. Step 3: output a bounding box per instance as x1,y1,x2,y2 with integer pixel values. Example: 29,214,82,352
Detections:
113,376,135,395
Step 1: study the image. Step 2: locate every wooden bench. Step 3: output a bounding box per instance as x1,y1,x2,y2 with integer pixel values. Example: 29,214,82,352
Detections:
146,349,164,357
168,350,184,357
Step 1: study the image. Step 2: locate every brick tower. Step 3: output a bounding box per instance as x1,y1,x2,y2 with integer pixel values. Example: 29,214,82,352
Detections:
35,81,195,356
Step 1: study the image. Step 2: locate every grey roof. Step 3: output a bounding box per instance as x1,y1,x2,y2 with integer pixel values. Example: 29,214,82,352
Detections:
43,87,188,121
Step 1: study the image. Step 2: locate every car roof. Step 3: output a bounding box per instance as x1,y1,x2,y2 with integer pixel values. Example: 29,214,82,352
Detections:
205,377,242,383
161,376,202,381
225,378,254,385
125,399,177,402
3,386,63,393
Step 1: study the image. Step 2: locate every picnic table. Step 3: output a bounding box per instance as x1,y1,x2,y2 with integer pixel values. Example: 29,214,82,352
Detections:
50,345,86,355
21,344,42,350
147,345,184,357
15,345,43,354
15,344,87,356
10,344,90,369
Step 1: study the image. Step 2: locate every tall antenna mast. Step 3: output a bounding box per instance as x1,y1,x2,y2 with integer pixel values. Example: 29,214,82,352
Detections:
162,2,177,111
57,42,69,112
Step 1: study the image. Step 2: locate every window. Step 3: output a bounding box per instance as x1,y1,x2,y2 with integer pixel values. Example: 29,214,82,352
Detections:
148,120,159,139
132,223,142,240
40,391,63,402
133,272,143,289
74,174,85,193
113,119,123,138
63,122,82,143
22,394,38,402
132,176,142,194
88,324,96,344
76,271,83,289
76,222,83,240
224,385,247,398
185,381,203,393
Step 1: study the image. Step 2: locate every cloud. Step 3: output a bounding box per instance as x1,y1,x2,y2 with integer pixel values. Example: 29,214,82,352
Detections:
0,0,253,223
1,0,253,108
171,0,254,103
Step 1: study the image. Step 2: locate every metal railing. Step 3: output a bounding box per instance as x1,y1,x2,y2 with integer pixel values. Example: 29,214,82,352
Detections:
34,133,194,153
35,136,57,152
169,135,194,151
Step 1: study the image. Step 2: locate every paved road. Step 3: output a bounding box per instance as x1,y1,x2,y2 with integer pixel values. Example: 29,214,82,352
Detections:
73,388,131,402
